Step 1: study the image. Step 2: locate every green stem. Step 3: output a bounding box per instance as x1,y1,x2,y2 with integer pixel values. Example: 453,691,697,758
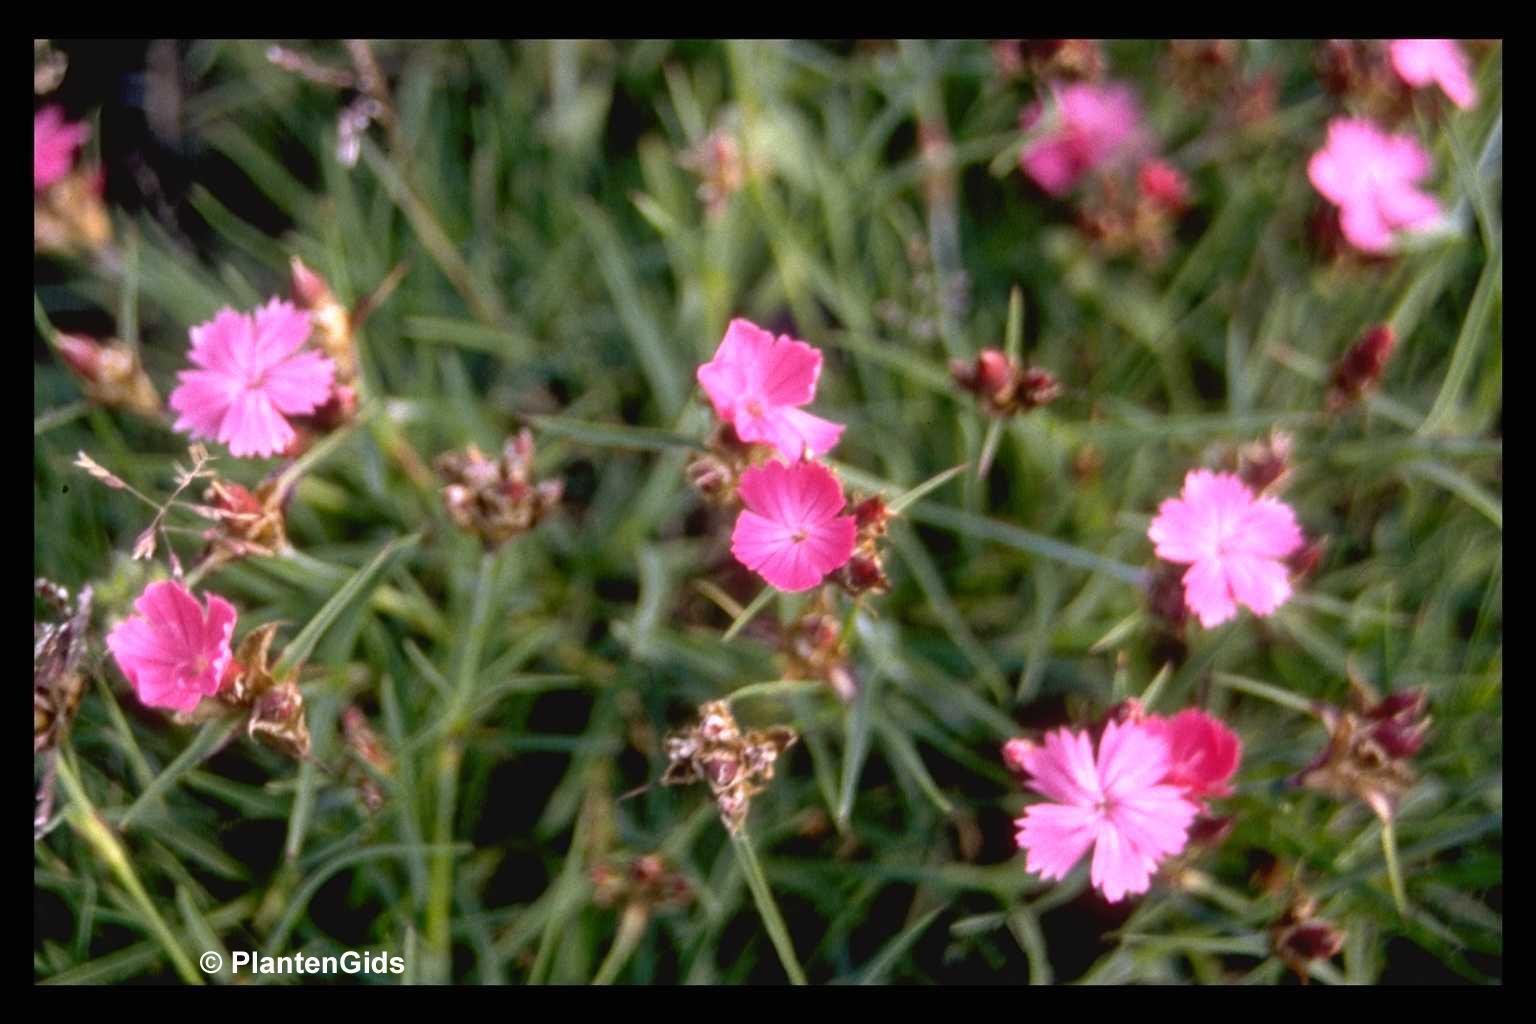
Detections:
722,586,775,642
426,548,500,980
1381,815,1409,918
730,828,806,985
590,902,649,986
54,751,205,985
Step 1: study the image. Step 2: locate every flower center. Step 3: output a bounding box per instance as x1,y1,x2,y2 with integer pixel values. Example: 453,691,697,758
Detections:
791,528,808,544
744,399,765,418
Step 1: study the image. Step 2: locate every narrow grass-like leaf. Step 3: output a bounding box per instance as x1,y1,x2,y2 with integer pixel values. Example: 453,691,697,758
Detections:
730,828,808,985
272,532,420,678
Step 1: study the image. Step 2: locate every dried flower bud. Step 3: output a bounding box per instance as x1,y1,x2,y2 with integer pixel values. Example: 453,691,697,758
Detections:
435,430,563,549
214,622,311,761
35,170,112,256
54,334,163,420
1236,431,1294,494
661,701,797,833
1328,325,1397,410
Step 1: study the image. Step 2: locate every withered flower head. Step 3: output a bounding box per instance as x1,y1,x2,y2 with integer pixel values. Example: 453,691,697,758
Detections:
662,700,797,833
196,476,290,565
54,334,163,420
685,422,771,507
1315,40,1413,123
35,579,92,755
435,429,564,549
342,705,394,813
1271,891,1346,983
952,349,1061,417
680,127,747,219
590,853,692,912
1295,677,1430,822
830,492,893,599
1012,39,1104,80
220,622,311,760
1236,431,1294,495
781,610,859,703
1328,325,1397,411
1167,39,1242,102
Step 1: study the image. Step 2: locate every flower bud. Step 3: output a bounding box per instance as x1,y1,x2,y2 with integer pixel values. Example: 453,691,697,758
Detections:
1137,159,1189,212
1328,325,1397,410
1236,431,1293,494
53,334,163,420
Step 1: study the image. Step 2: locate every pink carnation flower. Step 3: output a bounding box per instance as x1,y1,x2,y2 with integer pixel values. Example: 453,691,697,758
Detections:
35,106,90,191
1146,708,1242,802
1389,39,1477,110
1148,469,1305,628
697,319,845,462
1011,720,1198,903
169,299,336,458
106,580,237,713
731,459,856,592
1019,81,1143,197
1308,117,1442,254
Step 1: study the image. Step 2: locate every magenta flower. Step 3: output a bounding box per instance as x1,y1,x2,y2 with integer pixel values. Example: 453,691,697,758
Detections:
697,319,845,462
1389,39,1477,110
1146,708,1242,802
1148,469,1305,628
1308,117,1442,254
731,459,856,592
169,300,336,458
1011,720,1198,903
106,581,237,713
35,106,89,191
1019,81,1142,197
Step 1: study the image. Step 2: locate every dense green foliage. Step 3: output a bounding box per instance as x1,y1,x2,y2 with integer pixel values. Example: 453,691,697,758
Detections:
35,40,1500,984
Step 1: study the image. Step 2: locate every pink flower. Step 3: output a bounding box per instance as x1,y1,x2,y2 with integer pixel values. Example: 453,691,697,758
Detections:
1307,118,1442,254
1011,719,1198,903
1148,469,1305,628
1019,81,1143,197
1146,708,1242,802
169,299,336,458
106,581,237,713
731,459,856,592
35,106,90,191
1389,39,1477,110
697,319,845,462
